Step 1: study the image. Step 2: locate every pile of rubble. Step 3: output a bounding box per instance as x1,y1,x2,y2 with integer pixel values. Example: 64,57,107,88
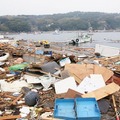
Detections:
0,40,120,120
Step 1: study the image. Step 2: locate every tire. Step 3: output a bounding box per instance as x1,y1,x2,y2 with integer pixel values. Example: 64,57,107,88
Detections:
76,39,79,43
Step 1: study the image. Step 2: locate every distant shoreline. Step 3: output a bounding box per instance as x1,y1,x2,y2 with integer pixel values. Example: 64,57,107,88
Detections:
1,29,120,35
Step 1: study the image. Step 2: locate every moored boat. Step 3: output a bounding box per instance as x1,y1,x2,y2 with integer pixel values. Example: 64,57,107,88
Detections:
69,33,92,45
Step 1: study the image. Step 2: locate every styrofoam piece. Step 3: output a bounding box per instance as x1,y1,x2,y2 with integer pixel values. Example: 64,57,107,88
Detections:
59,57,71,67
76,74,105,94
24,74,41,84
54,77,77,94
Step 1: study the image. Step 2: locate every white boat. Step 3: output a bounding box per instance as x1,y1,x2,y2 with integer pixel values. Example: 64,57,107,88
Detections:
0,35,18,47
69,33,92,45
0,53,10,62
0,35,15,43
53,29,60,35
0,35,4,39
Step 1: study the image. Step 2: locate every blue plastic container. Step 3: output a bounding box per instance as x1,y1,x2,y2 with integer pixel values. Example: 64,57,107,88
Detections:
54,98,76,120
54,98,101,120
35,50,44,55
75,98,101,120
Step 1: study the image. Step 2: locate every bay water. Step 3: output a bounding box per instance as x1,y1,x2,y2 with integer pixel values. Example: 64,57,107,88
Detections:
6,31,120,48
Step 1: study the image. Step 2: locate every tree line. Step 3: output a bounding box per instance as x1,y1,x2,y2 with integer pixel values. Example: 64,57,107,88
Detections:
0,11,120,32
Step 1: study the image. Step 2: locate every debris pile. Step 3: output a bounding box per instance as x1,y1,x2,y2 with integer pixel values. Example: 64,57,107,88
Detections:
0,40,120,120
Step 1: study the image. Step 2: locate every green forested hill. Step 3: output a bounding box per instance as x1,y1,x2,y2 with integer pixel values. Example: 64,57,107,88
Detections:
0,11,120,32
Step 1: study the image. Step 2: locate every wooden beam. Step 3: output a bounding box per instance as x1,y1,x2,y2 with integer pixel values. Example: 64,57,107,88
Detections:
82,82,120,100
11,94,23,105
0,115,21,120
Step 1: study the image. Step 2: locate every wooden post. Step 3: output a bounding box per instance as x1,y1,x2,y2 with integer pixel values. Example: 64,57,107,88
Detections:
112,95,120,120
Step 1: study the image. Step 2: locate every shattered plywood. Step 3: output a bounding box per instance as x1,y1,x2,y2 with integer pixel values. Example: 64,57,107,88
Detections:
106,74,120,86
81,82,120,100
97,55,120,68
65,64,113,83
64,88,82,98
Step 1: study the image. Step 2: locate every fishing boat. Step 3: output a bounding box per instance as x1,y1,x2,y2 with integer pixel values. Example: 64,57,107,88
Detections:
0,35,18,47
69,33,92,45
53,29,60,35
0,35,15,43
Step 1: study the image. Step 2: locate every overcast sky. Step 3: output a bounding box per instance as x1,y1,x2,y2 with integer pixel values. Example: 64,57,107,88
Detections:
0,0,120,16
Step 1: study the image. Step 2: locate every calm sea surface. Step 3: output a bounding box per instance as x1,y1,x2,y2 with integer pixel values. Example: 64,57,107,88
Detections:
6,31,120,48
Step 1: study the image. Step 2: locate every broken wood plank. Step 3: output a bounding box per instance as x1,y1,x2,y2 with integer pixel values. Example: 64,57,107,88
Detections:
6,76,15,82
11,94,23,105
64,88,82,98
0,115,21,120
112,95,120,120
81,82,120,100
0,92,16,100
3,94,16,100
